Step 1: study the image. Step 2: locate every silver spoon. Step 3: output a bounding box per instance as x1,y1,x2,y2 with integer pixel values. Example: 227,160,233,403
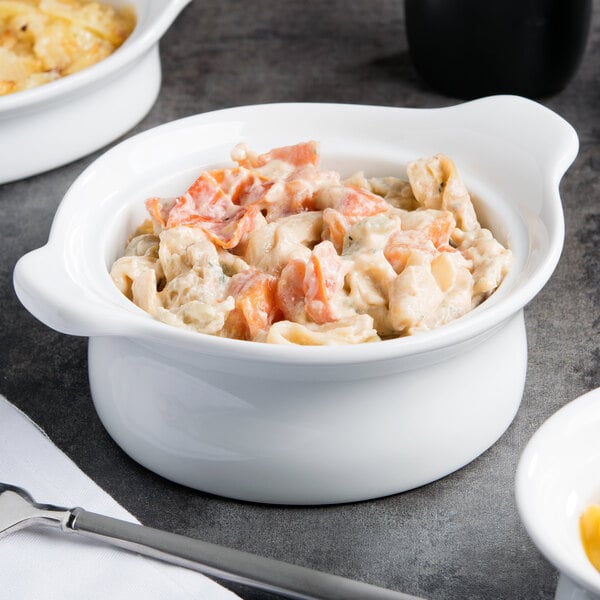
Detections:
0,482,423,600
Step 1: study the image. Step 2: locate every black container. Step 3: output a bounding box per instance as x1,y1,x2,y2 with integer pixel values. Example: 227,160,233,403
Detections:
405,0,592,99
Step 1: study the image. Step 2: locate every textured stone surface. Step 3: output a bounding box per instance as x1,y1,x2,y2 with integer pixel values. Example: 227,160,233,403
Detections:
0,1,598,598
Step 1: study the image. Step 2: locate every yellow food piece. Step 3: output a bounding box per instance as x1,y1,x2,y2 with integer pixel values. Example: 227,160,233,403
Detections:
0,0,135,95
580,503,600,573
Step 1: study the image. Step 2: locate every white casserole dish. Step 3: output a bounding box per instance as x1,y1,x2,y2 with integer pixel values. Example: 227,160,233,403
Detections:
13,97,578,504
0,0,191,184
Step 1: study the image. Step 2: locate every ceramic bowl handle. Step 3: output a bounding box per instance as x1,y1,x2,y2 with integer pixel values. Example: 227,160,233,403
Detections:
13,244,133,338
453,95,579,176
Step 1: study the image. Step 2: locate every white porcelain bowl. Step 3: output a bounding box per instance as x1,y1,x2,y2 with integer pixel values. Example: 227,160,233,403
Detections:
13,97,577,504
0,0,191,184
516,387,600,600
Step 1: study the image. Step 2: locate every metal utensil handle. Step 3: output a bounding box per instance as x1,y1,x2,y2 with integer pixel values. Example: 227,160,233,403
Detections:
70,508,423,600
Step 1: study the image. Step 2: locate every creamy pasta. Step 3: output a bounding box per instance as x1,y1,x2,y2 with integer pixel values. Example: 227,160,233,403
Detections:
0,0,135,95
110,141,512,345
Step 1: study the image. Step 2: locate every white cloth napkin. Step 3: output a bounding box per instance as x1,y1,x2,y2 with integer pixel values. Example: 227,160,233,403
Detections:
0,394,240,600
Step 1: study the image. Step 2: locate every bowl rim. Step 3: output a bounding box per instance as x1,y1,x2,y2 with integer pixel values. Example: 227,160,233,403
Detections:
13,97,578,365
515,387,600,595
0,0,191,114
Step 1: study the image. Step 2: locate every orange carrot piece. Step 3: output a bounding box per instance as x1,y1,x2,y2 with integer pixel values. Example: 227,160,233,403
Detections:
426,216,454,249
145,197,169,228
318,185,388,225
276,259,308,322
237,141,320,169
227,269,281,339
260,141,320,168
146,170,260,249
338,186,389,223
384,211,457,272
200,205,260,250
322,208,349,253
384,229,438,273
304,241,345,324
207,168,271,206
164,172,233,227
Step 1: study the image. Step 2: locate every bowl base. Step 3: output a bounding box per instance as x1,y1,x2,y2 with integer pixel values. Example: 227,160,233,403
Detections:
88,311,527,504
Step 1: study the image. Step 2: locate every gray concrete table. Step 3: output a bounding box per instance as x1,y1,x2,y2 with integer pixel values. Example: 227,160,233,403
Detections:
1,1,598,598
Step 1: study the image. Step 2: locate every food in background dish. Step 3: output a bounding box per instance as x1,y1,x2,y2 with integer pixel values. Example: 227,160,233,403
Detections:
110,141,512,345
580,503,600,573
0,0,135,95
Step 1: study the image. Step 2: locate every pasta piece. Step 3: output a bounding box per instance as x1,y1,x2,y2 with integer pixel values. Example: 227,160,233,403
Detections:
458,227,512,302
158,227,220,281
155,297,235,335
244,211,322,274
218,249,250,277
344,213,401,256
368,176,419,210
407,154,478,231
242,220,278,271
266,315,379,345
430,252,459,293
342,171,370,189
345,251,397,336
272,211,322,262
424,258,474,329
388,265,445,334
110,255,162,299
131,267,162,315
160,270,226,308
124,233,159,258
